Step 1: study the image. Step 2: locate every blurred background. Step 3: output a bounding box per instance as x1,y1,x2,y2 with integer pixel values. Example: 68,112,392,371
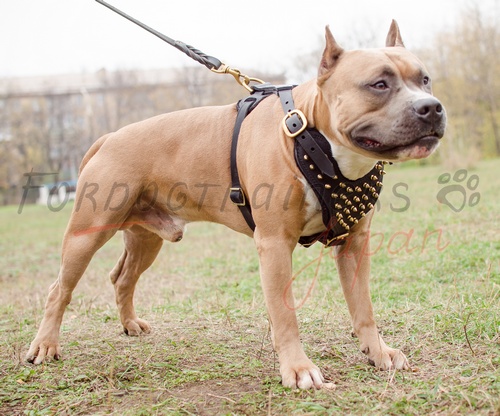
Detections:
0,0,499,205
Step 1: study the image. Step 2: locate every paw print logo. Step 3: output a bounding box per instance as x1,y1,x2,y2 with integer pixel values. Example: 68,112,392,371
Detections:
436,169,480,212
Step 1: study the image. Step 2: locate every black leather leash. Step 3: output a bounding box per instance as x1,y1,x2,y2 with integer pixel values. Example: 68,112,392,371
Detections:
96,0,265,92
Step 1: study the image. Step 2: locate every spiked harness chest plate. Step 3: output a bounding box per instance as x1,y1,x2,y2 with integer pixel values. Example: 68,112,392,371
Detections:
230,84,385,247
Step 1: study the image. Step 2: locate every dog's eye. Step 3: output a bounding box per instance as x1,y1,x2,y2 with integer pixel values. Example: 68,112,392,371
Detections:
423,76,430,86
371,81,388,90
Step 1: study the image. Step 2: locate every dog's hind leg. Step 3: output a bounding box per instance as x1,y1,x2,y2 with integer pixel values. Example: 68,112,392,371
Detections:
26,226,117,364
109,226,163,336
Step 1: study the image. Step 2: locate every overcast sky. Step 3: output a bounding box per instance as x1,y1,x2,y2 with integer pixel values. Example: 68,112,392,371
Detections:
1,0,498,79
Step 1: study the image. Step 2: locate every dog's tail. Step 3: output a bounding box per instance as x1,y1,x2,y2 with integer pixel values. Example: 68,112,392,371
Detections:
78,134,110,175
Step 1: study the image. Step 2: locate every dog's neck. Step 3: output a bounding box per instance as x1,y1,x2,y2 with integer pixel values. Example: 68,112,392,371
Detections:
327,141,379,180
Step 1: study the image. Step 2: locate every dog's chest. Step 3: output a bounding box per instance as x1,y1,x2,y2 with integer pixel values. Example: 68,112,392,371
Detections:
300,178,326,236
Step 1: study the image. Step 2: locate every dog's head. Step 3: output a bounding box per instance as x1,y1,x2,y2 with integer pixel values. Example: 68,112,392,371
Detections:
315,20,446,161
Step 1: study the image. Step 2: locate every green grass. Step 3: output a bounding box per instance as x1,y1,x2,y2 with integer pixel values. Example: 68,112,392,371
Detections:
0,159,499,415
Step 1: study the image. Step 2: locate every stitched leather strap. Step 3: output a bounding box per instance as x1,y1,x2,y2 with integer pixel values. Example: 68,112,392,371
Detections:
277,87,335,178
230,85,276,232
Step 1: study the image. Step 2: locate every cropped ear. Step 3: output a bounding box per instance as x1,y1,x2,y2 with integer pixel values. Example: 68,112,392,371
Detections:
318,25,344,78
385,19,405,47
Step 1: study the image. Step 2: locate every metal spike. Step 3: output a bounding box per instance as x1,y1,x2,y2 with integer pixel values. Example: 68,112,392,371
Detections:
353,219,359,224
363,183,370,189
355,186,362,192
340,182,347,188
340,194,347,200
333,175,338,180
367,203,374,209
360,211,366,217
353,196,360,203
347,187,353,193
370,175,378,181
317,174,323,180
343,208,351,215
381,170,387,175
335,203,342,210
359,204,366,210
376,182,383,187
346,200,352,206
309,164,315,170
304,155,309,160
331,193,339,199
372,192,379,198
362,195,369,201
352,207,358,213
325,184,332,189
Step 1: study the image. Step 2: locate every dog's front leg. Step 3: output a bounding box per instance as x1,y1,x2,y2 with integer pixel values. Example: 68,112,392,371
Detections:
334,218,409,371
254,228,324,389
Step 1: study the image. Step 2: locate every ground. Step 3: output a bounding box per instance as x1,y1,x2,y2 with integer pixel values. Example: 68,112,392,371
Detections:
0,159,499,415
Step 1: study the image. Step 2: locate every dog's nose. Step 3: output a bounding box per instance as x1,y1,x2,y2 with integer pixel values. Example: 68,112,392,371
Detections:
413,98,444,124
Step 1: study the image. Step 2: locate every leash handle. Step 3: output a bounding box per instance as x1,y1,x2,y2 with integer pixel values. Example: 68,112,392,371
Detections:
95,0,222,70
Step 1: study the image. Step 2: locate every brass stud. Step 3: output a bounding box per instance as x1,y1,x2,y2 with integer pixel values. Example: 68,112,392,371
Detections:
376,182,383,187
372,192,379,198
352,207,358,213
331,193,339,199
333,175,338,180
355,186,362,192
336,212,343,219
347,187,353,193
340,182,347,188
343,208,351,215
359,203,366,210
304,155,309,160
340,194,347,200
367,203,374,209
344,224,350,231
371,175,378,181
353,219,359,224
335,203,342,210
362,195,369,201
309,164,315,170
376,164,383,170
325,184,332,189
363,183,370,189
346,200,352,206
370,187,377,193
353,196,360,203
381,170,387,175
360,211,366,217
348,216,354,222
317,174,323,180
382,161,389,165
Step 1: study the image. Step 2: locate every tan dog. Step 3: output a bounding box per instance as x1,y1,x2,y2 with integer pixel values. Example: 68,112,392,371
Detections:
27,21,446,389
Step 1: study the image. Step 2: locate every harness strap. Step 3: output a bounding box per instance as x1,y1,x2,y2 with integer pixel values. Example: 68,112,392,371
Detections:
277,87,335,178
229,85,276,231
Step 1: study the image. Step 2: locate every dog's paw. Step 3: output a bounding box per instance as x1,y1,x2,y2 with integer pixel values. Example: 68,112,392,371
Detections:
363,344,409,371
26,337,61,365
280,358,324,389
123,317,151,336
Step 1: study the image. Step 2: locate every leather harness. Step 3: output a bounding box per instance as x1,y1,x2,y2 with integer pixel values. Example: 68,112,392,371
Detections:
230,84,385,247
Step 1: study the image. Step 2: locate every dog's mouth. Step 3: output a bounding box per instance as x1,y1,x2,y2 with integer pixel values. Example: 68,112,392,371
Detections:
354,135,441,159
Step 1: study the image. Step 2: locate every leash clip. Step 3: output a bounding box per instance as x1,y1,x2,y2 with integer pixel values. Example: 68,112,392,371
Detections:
212,64,265,92
282,109,308,138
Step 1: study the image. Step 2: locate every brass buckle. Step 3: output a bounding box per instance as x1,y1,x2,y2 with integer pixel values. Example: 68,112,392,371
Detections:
230,187,247,206
282,109,308,138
